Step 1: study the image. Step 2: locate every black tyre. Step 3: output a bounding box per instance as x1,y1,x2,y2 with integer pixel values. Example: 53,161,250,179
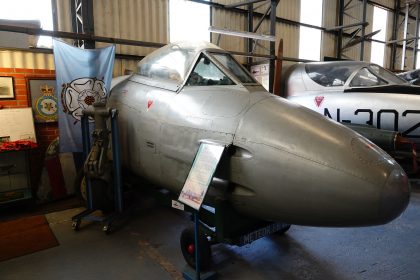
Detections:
180,226,212,271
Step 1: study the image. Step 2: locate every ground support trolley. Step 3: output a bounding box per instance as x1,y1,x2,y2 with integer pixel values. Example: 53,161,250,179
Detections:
155,188,291,278
71,104,125,234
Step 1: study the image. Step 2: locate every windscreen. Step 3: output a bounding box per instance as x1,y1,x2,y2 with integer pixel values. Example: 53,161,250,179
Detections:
186,55,234,86
211,53,255,84
349,67,388,87
369,64,407,84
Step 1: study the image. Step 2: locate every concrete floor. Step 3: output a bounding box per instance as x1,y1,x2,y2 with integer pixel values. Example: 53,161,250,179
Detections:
0,191,419,280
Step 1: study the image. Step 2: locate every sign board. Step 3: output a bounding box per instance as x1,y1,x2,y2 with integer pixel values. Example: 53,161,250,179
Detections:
178,143,225,210
171,200,185,211
250,63,269,91
0,108,36,143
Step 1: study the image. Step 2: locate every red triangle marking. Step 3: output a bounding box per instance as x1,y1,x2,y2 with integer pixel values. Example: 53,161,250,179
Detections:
314,96,324,107
147,100,153,109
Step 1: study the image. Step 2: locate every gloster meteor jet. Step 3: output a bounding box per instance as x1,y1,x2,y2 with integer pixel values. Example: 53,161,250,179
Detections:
284,61,420,145
108,42,410,227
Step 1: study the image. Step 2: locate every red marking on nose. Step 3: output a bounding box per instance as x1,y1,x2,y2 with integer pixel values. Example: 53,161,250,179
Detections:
314,96,324,107
147,100,153,109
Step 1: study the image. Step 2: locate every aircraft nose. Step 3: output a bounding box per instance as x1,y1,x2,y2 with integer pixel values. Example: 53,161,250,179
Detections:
378,169,410,223
230,96,411,226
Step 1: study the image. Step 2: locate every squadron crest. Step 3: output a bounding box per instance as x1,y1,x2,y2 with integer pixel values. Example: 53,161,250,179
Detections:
35,84,58,122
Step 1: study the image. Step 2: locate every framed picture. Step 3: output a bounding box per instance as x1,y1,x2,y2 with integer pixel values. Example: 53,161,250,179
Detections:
0,76,14,99
27,78,58,123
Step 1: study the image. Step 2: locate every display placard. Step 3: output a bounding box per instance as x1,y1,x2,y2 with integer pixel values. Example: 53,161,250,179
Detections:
0,108,37,143
178,143,225,210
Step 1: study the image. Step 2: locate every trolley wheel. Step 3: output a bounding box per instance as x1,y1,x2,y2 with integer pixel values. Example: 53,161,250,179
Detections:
180,227,212,271
275,223,291,235
72,220,81,231
102,224,111,234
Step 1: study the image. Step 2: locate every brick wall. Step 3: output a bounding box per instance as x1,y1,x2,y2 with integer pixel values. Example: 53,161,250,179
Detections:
0,67,57,195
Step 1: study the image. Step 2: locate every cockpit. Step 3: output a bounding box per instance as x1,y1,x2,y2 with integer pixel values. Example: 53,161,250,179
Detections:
137,41,256,87
305,62,407,88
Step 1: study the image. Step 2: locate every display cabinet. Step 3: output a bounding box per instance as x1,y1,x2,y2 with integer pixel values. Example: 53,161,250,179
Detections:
0,150,32,206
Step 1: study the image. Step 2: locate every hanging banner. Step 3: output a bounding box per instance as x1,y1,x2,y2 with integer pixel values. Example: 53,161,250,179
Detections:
53,39,115,153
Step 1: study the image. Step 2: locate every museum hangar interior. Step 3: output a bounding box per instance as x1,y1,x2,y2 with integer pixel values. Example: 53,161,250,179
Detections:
0,0,419,279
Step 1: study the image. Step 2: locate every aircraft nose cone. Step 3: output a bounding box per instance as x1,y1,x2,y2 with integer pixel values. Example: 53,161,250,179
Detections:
379,169,411,223
231,96,412,226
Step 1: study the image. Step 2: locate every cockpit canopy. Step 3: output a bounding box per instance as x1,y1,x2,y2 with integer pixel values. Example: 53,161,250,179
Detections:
305,62,407,88
137,41,256,86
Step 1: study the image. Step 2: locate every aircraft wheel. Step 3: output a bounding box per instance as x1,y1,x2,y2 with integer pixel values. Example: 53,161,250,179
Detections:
180,227,212,271
275,223,291,235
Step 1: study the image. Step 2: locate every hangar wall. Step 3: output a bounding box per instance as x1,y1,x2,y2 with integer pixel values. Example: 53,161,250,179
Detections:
210,0,408,71
0,51,54,70
211,0,301,62
0,0,416,74
92,0,168,75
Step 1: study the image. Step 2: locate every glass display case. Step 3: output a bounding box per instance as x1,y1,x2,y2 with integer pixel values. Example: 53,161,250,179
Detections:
0,150,32,205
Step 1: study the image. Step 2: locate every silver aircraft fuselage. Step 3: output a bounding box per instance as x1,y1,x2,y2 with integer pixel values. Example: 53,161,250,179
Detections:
284,61,420,145
109,42,410,227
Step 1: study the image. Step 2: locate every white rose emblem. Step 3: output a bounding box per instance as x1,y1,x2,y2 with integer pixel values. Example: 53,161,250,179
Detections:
61,77,107,122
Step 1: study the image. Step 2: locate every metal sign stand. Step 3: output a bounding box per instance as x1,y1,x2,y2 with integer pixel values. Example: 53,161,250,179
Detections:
179,142,225,280
194,211,202,280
